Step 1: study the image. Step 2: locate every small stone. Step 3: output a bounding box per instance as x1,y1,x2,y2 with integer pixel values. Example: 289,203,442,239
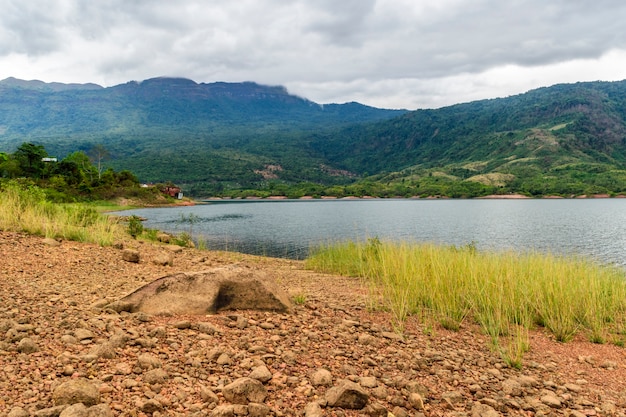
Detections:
408,392,424,410
43,237,61,246
325,380,369,410
122,248,140,263
541,394,562,408
310,368,333,387
152,252,173,266
303,402,324,417
249,365,272,383
141,399,163,414
217,352,232,365
7,407,29,417
85,404,113,417
564,383,583,393
144,368,168,385
222,377,268,405
502,378,523,396
363,402,388,417
360,376,377,388
16,337,39,353
137,353,162,369
471,403,500,417
247,403,270,417
391,406,409,417
59,403,87,417
34,406,68,417
200,387,220,404
74,328,95,340
53,378,100,406
211,405,235,417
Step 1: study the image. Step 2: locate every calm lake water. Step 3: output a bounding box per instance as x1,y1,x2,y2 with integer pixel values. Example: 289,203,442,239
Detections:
113,199,626,266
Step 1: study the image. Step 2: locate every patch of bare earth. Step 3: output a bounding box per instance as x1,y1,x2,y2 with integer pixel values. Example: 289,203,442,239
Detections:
0,231,625,416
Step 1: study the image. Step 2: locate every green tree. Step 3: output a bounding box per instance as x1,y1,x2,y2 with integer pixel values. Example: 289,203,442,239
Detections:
14,143,48,178
63,151,98,183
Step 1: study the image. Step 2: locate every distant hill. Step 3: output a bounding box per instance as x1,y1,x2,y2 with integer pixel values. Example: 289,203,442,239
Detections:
2,77,626,197
0,77,405,194
310,80,626,196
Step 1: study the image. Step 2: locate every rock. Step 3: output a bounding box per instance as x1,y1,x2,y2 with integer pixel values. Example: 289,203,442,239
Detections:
310,368,333,386
304,402,324,417
325,380,369,410
442,390,465,408
210,405,235,417
106,266,292,315
247,403,271,417
144,368,168,384
471,403,500,417
59,403,87,417
7,407,29,417
222,377,268,405
249,365,273,383
88,342,116,359
85,404,113,417
360,376,378,388
122,249,140,263
408,392,424,410
53,378,100,406
199,387,220,404
363,402,388,417
34,406,68,417
391,406,409,417
43,237,61,246
137,353,162,369
541,394,562,408
502,378,523,396
156,233,172,243
140,399,163,414
16,337,39,353
74,328,95,340
152,252,173,266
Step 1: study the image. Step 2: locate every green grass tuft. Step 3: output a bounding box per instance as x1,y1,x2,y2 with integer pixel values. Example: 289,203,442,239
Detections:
306,239,626,366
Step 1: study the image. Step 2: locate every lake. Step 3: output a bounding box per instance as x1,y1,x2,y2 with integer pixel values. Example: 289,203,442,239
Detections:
113,199,626,266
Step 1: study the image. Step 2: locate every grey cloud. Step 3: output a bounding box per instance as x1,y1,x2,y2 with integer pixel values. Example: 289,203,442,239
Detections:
0,0,624,108
0,0,67,55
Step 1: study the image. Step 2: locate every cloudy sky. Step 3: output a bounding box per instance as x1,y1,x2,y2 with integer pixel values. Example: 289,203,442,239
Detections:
1,0,625,110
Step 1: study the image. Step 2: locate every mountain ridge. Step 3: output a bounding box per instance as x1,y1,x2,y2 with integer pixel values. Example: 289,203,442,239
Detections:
2,76,626,197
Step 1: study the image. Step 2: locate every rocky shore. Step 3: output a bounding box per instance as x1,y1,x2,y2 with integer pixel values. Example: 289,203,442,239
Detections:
0,231,625,417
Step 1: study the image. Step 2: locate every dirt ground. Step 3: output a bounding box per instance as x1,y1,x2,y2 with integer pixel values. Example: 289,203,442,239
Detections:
1,231,625,416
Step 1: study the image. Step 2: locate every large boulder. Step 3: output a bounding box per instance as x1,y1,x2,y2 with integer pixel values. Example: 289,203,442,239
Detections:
106,266,292,315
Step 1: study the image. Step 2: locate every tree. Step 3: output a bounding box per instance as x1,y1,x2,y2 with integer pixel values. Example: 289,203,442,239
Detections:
14,143,48,178
87,144,110,180
63,151,98,183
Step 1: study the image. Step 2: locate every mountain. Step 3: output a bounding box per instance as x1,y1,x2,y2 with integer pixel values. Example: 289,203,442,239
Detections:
0,77,405,193
2,76,626,197
310,80,626,196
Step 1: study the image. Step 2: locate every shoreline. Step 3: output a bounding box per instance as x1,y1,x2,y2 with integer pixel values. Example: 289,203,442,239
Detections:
1,231,625,416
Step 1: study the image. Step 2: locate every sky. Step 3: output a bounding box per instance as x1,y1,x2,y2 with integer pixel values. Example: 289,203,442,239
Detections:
1,0,626,110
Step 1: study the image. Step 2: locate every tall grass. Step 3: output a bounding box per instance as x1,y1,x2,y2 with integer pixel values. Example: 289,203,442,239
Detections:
306,239,626,362
0,181,122,245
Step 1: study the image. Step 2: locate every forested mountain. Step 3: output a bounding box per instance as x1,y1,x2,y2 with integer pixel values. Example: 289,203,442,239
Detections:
1,76,626,197
0,77,404,195
310,80,626,196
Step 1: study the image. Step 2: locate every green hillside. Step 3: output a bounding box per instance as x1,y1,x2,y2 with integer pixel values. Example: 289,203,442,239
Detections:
311,80,626,197
2,77,626,197
0,77,405,195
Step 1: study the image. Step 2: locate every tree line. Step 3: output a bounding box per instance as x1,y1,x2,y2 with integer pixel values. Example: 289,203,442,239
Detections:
0,142,160,202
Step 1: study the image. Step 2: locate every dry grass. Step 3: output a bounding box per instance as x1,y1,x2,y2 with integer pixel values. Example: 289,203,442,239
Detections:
0,181,122,245
306,239,626,365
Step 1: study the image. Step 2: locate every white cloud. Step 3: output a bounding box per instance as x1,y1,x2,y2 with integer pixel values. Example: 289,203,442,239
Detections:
0,0,625,109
